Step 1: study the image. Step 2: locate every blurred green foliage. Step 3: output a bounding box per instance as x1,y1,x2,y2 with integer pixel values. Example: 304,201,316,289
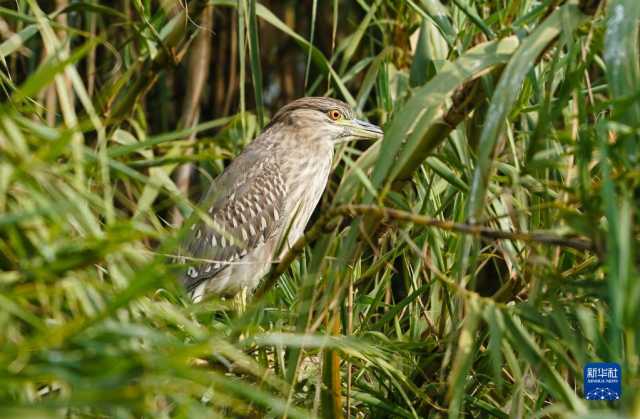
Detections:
0,0,639,417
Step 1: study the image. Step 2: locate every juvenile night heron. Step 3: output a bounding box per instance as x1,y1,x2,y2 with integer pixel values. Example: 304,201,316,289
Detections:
178,97,383,301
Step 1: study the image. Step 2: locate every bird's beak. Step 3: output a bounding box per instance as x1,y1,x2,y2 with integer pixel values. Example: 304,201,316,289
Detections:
338,118,384,142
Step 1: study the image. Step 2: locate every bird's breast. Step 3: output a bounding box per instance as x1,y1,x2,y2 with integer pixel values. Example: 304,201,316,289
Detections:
282,147,333,247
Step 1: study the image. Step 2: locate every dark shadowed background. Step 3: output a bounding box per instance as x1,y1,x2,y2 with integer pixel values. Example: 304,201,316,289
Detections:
0,0,638,417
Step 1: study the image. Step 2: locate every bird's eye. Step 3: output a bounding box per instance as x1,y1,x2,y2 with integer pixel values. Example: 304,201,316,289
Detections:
328,110,342,121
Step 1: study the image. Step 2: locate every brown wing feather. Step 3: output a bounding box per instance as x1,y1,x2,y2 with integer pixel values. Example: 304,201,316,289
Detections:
179,152,287,292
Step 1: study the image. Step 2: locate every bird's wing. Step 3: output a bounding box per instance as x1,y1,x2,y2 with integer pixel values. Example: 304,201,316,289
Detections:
179,149,287,292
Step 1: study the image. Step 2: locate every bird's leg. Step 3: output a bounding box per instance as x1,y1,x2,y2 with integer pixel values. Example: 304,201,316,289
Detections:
232,286,249,313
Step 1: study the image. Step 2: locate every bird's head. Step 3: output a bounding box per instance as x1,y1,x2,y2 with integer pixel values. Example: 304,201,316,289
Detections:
267,97,383,145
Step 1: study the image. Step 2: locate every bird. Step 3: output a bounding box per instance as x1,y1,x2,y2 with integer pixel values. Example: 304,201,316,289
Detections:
176,97,383,301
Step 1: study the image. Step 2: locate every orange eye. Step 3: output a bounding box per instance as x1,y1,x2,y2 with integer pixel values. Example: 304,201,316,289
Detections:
328,110,342,120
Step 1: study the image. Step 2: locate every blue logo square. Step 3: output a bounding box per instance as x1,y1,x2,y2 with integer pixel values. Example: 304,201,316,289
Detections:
584,362,621,400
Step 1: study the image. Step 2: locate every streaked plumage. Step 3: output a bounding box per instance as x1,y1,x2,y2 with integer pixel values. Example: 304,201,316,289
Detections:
177,97,383,301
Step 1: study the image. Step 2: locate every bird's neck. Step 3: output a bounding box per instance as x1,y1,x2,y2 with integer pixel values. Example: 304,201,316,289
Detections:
278,133,334,245
281,139,333,187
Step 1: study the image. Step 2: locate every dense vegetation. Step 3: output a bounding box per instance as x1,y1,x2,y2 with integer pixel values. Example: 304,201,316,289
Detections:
1,0,638,417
